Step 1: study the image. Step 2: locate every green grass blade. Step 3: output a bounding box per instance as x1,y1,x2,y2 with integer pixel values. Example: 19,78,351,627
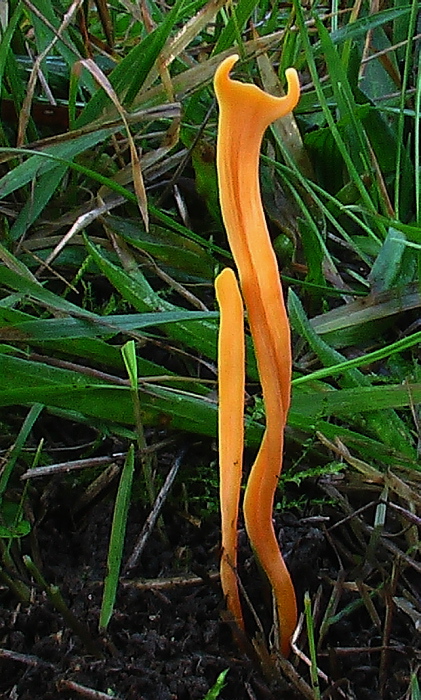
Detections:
289,289,366,385
213,0,260,54
3,53,38,143
76,0,186,127
410,673,421,700
100,444,135,631
292,0,381,223
0,144,218,256
108,215,216,282
0,306,211,395
292,330,421,386
0,259,96,317
121,340,138,390
304,591,321,700
25,0,96,94
0,131,120,200
415,49,421,223
0,310,218,341
288,290,415,456
319,6,412,52
393,0,419,219
292,383,421,422
85,237,219,360
0,2,23,97
0,403,43,502
0,354,415,466
369,229,406,293
202,670,229,700
10,163,68,240
313,15,372,183
122,340,154,503
0,353,221,438
0,349,264,444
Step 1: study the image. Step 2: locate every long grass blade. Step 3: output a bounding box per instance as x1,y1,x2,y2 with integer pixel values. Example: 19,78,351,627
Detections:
100,444,135,631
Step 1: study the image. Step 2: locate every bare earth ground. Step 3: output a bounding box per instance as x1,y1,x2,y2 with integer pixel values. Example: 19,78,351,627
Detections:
0,426,420,700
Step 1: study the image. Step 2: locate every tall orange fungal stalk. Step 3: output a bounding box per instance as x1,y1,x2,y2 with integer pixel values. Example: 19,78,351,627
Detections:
215,266,245,632
215,54,300,656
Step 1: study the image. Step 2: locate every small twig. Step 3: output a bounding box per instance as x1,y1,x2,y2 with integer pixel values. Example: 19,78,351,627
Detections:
21,454,126,480
365,524,421,574
73,463,122,515
387,502,421,528
379,564,399,695
57,679,121,699
244,681,258,700
291,616,329,687
361,32,421,65
327,500,381,531
318,644,407,656
20,0,83,56
121,571,219,590
275,652,319,700
124,448,186,573
25,43,56,105
0,647,56,668
356,580,382,632
17,0,84,148
28,354,129,384
24,246,79,292
236,568,267,642
36,206,114,275
322,482,421,574
317,569,345,649
139,248,209,311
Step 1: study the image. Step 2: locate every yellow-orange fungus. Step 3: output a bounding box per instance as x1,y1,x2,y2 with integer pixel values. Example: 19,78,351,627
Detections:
215,267,245,631
214,54,299,656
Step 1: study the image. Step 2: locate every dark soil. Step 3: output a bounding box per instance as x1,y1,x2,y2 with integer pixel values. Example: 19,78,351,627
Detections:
1,435,420,700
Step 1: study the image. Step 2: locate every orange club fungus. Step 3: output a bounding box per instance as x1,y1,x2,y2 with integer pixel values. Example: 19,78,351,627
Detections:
214,54,300,657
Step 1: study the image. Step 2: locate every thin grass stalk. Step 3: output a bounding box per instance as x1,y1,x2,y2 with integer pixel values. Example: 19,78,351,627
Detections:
100,445,135,630
292,0,383,232
393,0,419,219
0,404,44,500
122,341,154,505
415,50,421,224
304,591,321,700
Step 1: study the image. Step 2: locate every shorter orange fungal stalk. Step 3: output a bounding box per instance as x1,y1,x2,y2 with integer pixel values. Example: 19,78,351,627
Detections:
215,54,300,656
215,267,245,632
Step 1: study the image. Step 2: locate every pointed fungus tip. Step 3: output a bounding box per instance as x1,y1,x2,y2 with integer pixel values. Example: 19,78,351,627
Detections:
214,53,239,88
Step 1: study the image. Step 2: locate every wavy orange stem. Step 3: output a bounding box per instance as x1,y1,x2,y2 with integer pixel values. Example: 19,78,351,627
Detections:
215,54,299,656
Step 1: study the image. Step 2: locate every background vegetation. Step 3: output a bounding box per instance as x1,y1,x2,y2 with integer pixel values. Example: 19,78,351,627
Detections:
0,0,420,698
